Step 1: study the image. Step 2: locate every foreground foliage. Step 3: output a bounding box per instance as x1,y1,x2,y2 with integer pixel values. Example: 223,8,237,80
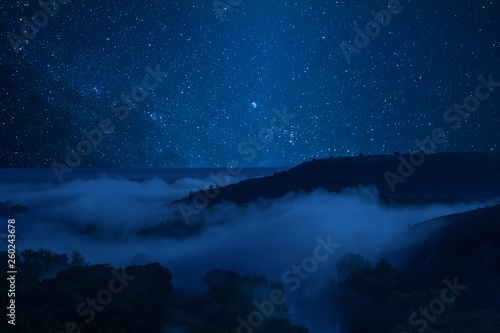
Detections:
331,253,500,333
0,249,307,333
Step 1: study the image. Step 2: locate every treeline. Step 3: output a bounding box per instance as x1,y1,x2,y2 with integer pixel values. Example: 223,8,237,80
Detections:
0,249,308,333
1,249,499,332
330,254,500,333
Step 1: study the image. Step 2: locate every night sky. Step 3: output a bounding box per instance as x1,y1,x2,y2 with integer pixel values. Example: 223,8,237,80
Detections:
1,0,499,168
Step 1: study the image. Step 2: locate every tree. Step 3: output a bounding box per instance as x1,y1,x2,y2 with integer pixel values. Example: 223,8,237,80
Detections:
69,250,89,267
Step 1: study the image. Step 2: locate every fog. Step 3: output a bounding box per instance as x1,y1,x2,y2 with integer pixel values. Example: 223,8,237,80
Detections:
0,175,489,333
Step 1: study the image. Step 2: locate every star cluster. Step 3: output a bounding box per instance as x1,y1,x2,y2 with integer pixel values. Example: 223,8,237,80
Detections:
0,0,499,168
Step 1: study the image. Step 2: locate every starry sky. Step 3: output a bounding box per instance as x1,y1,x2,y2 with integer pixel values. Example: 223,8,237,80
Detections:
0,0,499,168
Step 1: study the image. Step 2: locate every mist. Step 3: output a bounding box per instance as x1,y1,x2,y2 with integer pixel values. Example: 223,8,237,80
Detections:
0,176,490,332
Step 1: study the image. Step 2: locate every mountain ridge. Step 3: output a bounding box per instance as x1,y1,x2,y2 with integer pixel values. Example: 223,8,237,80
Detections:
178,152,500,207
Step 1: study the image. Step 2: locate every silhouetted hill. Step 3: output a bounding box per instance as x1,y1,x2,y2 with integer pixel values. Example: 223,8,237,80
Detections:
400,203,500,310
178,152,500,206
0,201,29,216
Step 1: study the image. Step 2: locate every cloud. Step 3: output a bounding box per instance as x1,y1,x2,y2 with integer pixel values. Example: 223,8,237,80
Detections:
0,175,490,332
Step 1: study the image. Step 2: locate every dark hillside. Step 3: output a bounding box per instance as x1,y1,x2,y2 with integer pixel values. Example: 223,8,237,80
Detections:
178,152,500,206
400,203,500,310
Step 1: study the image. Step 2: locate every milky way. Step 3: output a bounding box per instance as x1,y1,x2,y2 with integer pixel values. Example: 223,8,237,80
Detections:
1,0,499,168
